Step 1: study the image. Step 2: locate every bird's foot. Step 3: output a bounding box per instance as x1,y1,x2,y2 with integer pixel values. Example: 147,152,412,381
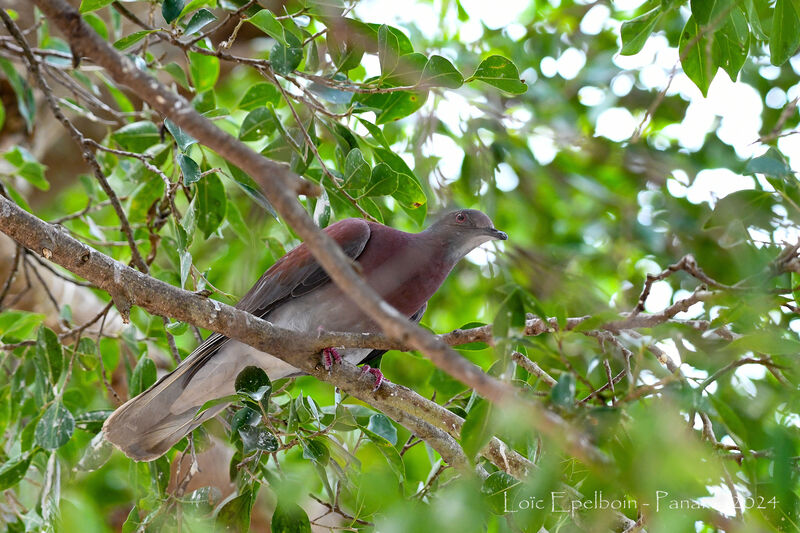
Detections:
322,347,342,370
360,365,385,392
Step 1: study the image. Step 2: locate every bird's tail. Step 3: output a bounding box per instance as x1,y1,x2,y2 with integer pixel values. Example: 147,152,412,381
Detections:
103,336,303,461
102,353,229,461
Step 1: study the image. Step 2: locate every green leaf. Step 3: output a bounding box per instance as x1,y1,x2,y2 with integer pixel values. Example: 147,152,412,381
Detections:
421,55,464,88
327,29,364,72
691,0,718,24
271,498,312,533
184,8,216,35
714,7,750,80
461,399,494,459
369,23,413,54
364,162,398,196
704,189,774,230
0,310,45,341
481,471,521,515
111,120,160,152
301,438,330,465
179,153,201,186
129,356,157,397
121,505,142,533
35,326,62,385
235,366,272,404
162,0,185,24
360,89,428,124
239,425,279,453
393,173,426,209
239,106,276,141
359,425,404,480
112,30,156,50
189,40,220,92
620,7,661,55
729,330,800,355
225,201,252,244
469,55,527,94
35,403,75,450
771,0,800,65
128,175,165,223
74,409,113,432
248,9,285,43
196,172,227,237
3,146,48,191
238,82,281,111
550,374,576,407
79,0,115,13
224,161,278,217
179,248,192,289
343,148,370,189
679,16,714,96
270,32,303,75
0,453,33,490
385,52,427,86
745,148,793,178
164,118,196,152
83,13,108,40
378,24,401,76
216,488,257,532
367,414,397,445
0,58,35,132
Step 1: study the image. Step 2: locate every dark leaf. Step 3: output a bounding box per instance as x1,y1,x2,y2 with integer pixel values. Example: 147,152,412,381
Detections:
271,32,303,75
179,153,201,186
239,425,279,453
162,0,185,24
184,8,216,35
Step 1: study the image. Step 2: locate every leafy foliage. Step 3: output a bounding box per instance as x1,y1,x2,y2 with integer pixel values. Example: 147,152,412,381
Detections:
0,0,798,532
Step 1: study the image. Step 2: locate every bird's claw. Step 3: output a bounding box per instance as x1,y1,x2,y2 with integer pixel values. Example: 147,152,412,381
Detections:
360,365,385,392
322,347,342,370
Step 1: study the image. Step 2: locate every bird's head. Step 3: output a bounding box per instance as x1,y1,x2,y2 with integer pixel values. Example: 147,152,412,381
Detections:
426,209,507,260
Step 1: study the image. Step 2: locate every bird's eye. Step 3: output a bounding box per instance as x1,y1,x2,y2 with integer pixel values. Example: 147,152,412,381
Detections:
455,212,466,223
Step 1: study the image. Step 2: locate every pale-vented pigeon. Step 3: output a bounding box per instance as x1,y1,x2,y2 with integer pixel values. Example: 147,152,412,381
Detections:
103,209,507,460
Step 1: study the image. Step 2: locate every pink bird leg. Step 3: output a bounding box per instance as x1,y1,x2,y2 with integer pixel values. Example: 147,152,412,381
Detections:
322,347,342,370
360,365,384,391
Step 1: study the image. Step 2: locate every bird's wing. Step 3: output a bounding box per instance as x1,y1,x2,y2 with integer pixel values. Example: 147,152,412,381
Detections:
181,218,372,379
357,302,427,367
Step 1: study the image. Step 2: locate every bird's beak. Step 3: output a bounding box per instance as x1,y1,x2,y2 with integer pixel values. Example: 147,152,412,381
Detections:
485,227,508,241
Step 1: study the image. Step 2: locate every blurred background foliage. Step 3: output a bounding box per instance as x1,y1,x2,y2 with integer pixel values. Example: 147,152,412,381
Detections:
0,0,799,531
